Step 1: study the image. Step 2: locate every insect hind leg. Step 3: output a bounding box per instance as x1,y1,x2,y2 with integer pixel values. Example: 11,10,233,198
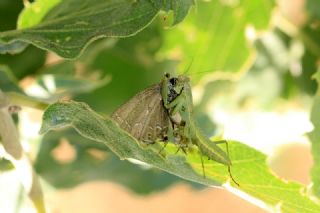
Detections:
158,140,168,155
199,149,206,178
213,140,240,186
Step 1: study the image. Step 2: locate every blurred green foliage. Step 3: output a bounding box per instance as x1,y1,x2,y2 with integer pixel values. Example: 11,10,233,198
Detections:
1,0,320,212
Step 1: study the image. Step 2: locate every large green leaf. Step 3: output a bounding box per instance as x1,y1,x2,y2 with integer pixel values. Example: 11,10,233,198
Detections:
0,0,193,58
159,0,274,78
35,129,199,194
40,101,320,213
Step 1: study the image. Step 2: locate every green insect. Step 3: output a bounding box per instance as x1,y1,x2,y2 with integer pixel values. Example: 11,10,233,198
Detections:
111,73,238,185
161,73,239,185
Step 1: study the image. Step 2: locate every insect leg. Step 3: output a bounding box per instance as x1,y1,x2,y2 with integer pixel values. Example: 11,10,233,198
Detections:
158,141,168,155
174,145,187,154
213,140,240,186
199,150,206,178
165,93,185,116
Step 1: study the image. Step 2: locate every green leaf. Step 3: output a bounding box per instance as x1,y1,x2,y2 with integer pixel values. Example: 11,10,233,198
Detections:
156,0,194,25
0,0,193,58
17,0,62,29
40,101,320,212
35,129,199,194
40,101,215,185
159,0,274,78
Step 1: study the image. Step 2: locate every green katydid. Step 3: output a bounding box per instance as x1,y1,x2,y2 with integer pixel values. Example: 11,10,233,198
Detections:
111,72,238,185
161,73,239,185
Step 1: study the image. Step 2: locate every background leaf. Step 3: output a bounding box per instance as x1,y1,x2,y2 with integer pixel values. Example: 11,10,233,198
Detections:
17,0,62,29
159,0,274,79
0,0,193,58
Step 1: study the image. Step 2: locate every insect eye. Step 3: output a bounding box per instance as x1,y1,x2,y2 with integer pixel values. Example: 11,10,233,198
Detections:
169,78,177,86
165,73,170,78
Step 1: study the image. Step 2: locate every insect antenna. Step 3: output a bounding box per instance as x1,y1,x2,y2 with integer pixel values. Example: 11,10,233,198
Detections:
180,63,222,80
182,57,195,76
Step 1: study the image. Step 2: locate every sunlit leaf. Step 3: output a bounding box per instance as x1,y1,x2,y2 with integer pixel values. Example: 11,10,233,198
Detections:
17,0,62,29
40,101,320,213
159,0,275,79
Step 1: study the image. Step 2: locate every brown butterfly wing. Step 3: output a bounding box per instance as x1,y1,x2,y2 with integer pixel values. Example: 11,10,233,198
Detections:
111,83,170,143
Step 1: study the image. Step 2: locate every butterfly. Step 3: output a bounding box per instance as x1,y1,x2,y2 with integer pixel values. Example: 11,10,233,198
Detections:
111,83,172,144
